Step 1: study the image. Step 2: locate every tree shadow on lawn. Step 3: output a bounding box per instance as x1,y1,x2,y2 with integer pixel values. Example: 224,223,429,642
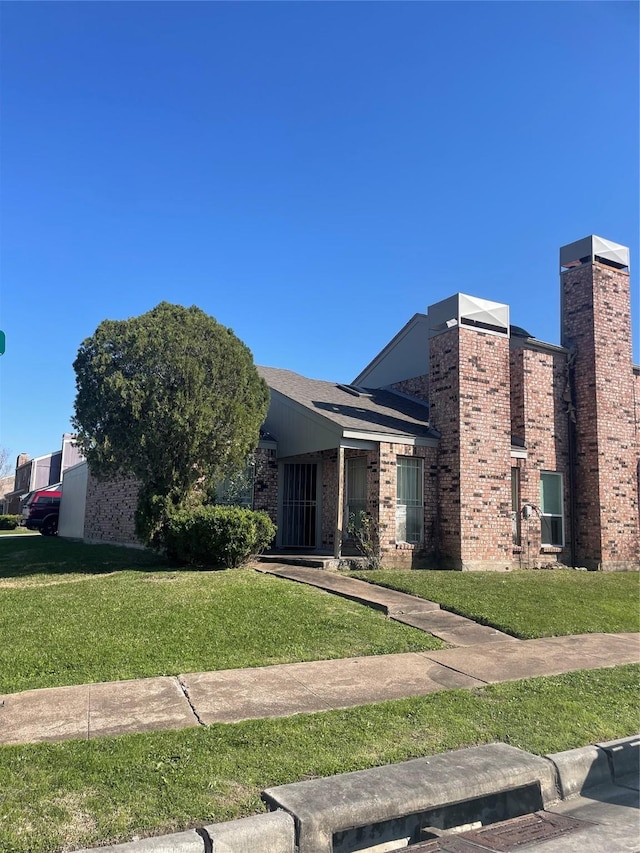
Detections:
0,536,179,581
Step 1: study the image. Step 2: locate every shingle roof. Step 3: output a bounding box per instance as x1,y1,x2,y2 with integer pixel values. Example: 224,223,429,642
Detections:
258,366,438,440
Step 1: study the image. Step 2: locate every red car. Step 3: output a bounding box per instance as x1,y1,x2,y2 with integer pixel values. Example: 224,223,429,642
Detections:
21,487,62,536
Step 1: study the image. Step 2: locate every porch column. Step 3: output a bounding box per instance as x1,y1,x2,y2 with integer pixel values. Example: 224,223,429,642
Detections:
334,446,345,558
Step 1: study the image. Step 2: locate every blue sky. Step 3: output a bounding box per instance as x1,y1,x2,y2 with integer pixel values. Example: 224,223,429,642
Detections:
1,1,638,464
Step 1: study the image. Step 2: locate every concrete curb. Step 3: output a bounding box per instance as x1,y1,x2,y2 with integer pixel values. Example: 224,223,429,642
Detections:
72,812,295,853
204,811,295,853
544,745,612,799
71,737,639,853
262,742,558,853
545,734,640,798
597,734,640,789
72,830,204,853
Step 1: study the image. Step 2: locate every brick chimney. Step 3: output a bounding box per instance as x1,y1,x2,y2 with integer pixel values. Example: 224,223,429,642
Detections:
560,236,639,570
428,294,513,570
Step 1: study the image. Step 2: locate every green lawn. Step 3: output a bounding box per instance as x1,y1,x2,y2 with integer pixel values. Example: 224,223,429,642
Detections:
0,665,637,853
0,527,38,536
0,536,168,582
0,539,443,694
1,540,638,852
348,569,640,638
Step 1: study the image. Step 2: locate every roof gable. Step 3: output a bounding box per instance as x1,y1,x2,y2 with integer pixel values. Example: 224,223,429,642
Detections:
258,366,437,456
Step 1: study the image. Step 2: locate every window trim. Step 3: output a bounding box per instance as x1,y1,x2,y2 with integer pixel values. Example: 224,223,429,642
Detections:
511,467,520,547
396,456,424,545
345,455,368,532
216,462,255,509
539,471,564,548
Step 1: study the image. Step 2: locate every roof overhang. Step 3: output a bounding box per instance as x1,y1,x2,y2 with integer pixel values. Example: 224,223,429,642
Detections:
343,430,438,448
262,388,438,457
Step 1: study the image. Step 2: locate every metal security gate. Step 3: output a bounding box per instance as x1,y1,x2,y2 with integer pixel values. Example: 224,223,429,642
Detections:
281,463,318,548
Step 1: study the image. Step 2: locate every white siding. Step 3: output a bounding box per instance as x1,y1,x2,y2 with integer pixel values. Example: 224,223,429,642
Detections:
263,390,341,457
353,314,430,388
58,461,88,540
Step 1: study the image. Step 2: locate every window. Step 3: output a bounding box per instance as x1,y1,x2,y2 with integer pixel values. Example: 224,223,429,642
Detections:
346,456,367,531
396,456,423,544
539,472,564,547
511,468,520,546
216,463,254,508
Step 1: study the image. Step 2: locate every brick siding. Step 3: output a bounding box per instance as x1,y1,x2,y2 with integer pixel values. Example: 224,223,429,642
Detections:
429,327,513,570
390,374,430,404
561,262,640,569
85,449,280,550
84,472,142,547
510,345,571,566
252,447,278,525
376,442,438,568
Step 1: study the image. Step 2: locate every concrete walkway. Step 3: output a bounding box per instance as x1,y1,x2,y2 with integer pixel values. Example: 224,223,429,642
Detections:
1,565,638,747
256,563,519,646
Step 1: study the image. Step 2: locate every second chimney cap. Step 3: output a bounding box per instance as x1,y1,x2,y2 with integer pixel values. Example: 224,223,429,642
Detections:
560,235,629,270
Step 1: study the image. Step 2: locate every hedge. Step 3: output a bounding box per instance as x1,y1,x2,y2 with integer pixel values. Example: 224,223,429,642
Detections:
165,505,276,568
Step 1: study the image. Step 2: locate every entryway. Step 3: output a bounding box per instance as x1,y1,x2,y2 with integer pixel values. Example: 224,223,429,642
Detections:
280,462,319,549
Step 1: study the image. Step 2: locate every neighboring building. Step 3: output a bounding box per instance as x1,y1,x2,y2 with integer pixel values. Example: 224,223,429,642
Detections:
57,461,89,540
79,236,639,570
0,474,15,514
3,434,84,514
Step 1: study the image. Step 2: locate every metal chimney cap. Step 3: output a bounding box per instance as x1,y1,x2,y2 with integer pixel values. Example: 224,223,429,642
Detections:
428,293,509,338
560,236,629,271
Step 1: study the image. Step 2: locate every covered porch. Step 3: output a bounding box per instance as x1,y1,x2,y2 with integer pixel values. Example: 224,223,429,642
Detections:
257,366,439,566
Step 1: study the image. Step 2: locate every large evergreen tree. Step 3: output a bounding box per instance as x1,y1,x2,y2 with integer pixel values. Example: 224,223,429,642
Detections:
72,302,269,545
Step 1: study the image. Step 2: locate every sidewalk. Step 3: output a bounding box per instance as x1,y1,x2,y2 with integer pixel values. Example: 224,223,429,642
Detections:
1,566,638,747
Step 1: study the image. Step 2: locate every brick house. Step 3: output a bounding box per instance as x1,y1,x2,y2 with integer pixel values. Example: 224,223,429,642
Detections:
80,235,639,570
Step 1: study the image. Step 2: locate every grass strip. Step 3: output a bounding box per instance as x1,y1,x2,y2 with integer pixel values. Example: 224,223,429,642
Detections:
348,569,640,638
0,537,167,583
0,528,38,537
0,665,637,853
0,568,442,694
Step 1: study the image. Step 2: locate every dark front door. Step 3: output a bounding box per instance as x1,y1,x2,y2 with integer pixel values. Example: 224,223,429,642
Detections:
281,462,318,548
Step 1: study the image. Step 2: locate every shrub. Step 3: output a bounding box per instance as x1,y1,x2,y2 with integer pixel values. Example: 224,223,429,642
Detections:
347,510,382,569
0,515,21,530
165,505,276,568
